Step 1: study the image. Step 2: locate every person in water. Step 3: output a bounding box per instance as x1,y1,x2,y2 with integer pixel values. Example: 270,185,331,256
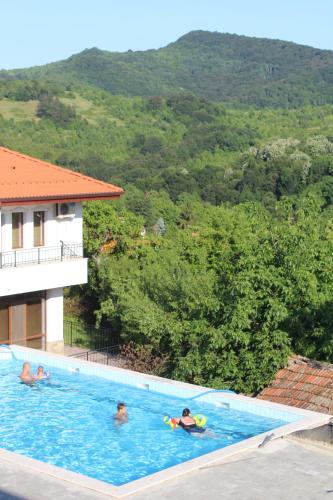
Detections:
174,408,205,434
19,362,34,384
35,366,46,379
114,402,128,424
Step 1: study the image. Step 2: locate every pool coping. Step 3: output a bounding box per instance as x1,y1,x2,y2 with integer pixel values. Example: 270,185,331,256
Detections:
1,345,331,498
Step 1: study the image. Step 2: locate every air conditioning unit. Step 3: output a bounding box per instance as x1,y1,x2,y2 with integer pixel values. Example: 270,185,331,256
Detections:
56,202,76,219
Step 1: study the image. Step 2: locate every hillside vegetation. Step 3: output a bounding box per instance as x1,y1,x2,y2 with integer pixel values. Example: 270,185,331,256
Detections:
0,45,333,392
1,82,333,207
2,31,333,108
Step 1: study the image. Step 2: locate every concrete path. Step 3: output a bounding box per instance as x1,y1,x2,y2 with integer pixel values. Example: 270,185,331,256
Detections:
0,439,332,499
63,345,88,356
63,345,127,367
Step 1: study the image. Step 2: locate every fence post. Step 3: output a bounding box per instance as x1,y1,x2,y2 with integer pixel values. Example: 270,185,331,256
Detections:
0,252,2,269
70,322,73,347
60,240,64,261
38,247,40,264
14,250,17,267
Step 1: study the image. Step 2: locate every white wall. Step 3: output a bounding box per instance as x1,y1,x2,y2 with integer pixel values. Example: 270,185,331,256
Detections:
0,202,83,252
46,287,64,343
0,258,88,297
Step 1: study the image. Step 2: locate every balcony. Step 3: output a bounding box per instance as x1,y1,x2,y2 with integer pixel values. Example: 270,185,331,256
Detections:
0,242,87,297
0,241,83,268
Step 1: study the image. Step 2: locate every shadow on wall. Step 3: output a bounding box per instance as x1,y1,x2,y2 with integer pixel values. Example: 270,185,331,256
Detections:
291,423,333,446
0,490,27,500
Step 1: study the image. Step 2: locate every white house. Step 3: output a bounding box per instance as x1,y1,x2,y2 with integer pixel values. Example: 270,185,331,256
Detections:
0,147,123,353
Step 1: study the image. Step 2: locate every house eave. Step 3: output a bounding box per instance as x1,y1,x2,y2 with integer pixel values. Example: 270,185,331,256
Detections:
0,191,124,207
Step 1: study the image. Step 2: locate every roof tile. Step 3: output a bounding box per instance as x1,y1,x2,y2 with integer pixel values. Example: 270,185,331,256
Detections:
258,355,333,415
0,147,123,204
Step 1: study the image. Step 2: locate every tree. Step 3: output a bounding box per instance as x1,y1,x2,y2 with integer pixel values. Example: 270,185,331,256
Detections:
36,96,76,126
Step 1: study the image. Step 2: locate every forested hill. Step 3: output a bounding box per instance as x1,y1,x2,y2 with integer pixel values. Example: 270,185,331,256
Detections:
3,30,333,108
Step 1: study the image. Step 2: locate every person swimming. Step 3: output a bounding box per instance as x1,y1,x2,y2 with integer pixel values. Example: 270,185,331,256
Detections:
35,366,47,379
114,402,128,424
19,362,35,384
174,408,205,434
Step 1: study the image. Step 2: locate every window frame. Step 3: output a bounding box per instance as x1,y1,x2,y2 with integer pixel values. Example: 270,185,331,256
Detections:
12,212,24,249
33,210,45,247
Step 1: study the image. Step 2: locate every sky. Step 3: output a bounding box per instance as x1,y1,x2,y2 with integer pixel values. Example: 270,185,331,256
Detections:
1,0,332,69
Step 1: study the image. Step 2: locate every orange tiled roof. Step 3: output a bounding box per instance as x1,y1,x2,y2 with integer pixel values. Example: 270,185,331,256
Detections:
257,355,333,415
0,147,123,205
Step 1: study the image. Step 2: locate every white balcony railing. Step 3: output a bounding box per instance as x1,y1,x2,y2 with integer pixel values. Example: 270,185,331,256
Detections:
0,241,83,269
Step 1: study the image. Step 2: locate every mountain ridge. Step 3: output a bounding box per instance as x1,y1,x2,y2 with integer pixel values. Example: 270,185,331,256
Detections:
2,30,333,107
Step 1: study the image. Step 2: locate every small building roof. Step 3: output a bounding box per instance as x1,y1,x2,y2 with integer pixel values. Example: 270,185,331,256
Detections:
0,147,123,205
257,355,333,415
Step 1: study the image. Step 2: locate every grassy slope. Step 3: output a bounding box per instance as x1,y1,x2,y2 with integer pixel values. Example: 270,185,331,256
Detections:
0,99,38,120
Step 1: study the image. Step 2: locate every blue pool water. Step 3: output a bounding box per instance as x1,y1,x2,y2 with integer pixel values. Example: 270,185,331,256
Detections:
0,359,287,486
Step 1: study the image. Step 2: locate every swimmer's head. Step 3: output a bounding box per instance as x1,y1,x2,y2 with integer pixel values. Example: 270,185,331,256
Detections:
23,362,31,372
37,366,44,373
182,408,191,417
117,402,126,411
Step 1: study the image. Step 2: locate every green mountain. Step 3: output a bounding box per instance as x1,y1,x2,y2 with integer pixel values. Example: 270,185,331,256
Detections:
3,31,333,108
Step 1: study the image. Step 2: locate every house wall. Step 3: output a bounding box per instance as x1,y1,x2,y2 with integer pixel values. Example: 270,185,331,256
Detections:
0,202,87,297
0,202,86,354
0,259,87,297
46,287,64,354
0,202,83,251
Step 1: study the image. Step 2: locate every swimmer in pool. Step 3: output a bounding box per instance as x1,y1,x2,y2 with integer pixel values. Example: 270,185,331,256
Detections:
19,362,34,384
35,366,46,379
114,402,128,424
174,408,205,434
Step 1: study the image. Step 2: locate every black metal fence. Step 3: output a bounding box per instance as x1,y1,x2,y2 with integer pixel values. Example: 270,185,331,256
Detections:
64,319,120,349
69,345,123,366
0,241,83,268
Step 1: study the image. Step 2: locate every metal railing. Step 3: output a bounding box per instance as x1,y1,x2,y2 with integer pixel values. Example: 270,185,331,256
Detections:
64,319,120,349
0,241,83,268
69,345,124,367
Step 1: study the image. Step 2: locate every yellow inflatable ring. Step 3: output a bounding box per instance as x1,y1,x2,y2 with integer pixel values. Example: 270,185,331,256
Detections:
193,414,207,427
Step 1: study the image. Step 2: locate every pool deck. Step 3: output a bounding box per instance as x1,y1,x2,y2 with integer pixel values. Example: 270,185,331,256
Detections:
0,438,332,499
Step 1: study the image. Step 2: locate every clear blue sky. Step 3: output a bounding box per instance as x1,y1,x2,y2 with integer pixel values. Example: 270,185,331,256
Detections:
1,0,332,69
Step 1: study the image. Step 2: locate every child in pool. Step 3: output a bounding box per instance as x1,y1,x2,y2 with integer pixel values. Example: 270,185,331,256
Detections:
114,402,128,424
35,366,46,379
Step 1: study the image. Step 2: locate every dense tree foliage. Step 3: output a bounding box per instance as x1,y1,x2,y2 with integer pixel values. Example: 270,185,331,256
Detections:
3,31,333,108
82,189,333,393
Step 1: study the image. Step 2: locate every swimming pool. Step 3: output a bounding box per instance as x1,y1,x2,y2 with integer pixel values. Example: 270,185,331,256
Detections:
0,346,329,497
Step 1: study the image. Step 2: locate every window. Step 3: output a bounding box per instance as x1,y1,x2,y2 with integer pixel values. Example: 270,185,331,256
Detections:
26,300,43,337
0,293,45,349
0,306,9,342
33,211,44,247
12,212,23,249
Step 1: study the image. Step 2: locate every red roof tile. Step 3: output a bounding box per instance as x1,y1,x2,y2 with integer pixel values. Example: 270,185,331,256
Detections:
258,355,333,415
0,147,123,205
